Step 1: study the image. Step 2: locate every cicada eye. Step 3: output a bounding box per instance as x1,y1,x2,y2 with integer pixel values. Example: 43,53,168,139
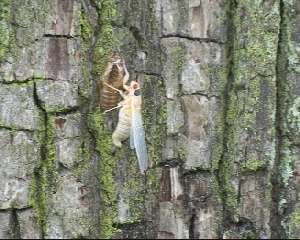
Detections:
134,89,141,96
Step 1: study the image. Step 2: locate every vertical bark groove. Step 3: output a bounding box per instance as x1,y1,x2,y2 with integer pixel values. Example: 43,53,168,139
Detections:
270,0,288,238
10,209,20,239
217,0,237,232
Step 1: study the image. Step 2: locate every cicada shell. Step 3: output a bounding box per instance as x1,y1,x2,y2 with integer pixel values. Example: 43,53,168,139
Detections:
111,81,149,173
99,53,129,110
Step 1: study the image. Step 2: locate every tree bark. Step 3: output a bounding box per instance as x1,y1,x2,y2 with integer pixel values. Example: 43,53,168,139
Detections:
0,0,299,239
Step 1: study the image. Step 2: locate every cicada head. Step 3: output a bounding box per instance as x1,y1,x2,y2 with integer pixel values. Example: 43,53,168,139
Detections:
131,81,142,96
110,52,121,63
107,53,126,88
130,81,140,90
109,53,123,72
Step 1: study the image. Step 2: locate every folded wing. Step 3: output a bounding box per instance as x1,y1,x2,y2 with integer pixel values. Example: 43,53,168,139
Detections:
132,110,148,173
130,126,134,149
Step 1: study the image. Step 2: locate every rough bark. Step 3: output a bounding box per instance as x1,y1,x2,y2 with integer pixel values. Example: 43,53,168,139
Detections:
0,0,299,239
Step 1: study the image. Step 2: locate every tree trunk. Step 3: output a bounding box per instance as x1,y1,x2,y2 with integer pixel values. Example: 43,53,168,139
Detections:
0,0,299,239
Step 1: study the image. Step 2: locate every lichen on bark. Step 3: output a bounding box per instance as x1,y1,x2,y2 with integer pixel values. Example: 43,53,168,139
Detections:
30,113,57,236
88,109,119,238
0,0,11,61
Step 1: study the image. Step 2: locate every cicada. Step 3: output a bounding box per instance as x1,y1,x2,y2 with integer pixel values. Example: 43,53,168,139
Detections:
99,53,129,111
104,80,149,173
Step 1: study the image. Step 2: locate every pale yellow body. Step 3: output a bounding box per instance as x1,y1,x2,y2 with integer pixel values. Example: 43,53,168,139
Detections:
112,85,142,147
112,99,132,147
110,80,148,173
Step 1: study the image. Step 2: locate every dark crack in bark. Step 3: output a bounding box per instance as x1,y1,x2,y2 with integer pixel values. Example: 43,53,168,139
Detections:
10,209,20,239
270,0,289,238
216,0,237,236
160,34,224,44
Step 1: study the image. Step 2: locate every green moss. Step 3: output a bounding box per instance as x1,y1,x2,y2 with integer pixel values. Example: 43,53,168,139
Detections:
216,0,280,220
241,159,264,172
218,154,238,215
171,44,186,73
81,0,122,237
88,109,119,238
291,211,300,226
178,146,187,160
93,0,117,77
79,0,117,102
288,97,300,134
73,139,91,178
218,94,239,215
211,108,226,171
84,0,120,237
148,0,159,36
142,75,167,166
79,7,94,100
278,139,295,187
0,0,11,62
139,75,165,230
80,10,93,46
122,154,145,222
30,114,57,235
288,207,300,238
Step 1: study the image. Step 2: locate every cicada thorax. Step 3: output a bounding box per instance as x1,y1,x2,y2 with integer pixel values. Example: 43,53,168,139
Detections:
112,100,132,147
100,64,124,111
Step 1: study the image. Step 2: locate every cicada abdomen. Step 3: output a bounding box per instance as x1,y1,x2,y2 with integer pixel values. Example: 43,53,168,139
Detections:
112,102,132,147
99,53,129,111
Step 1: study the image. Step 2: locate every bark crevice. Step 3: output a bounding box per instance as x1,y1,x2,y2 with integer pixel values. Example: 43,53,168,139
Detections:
31,81,51,239
270,0,289,238
216,0,237,236
10,209,20,239
188,210,196,239
43,34,74,39
160,34,224,44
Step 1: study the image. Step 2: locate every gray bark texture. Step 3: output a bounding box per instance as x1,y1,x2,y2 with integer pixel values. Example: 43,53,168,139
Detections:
0,0,299,239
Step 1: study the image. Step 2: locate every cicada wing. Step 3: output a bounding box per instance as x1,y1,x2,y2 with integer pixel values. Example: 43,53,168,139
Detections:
130,126,135,150
132,110,149,173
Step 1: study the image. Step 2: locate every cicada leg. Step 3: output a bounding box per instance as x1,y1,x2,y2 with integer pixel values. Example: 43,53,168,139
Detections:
103,82,126,98
102,62,113,80
104,104,123,113
122,60,130,86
